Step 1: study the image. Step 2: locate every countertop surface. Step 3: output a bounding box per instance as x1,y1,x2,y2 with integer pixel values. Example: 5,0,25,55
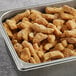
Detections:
0,0,76,76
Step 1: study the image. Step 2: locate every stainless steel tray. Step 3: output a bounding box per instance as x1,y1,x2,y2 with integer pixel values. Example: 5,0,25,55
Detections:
0,0,76,71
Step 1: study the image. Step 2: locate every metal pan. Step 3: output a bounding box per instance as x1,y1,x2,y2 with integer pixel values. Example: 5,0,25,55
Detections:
0,0,76,71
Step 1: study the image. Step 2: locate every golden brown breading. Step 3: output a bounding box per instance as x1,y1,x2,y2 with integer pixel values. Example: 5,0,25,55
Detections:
14,43,23,55
61,25,68,32
6,19,17,30
67,44,74,50
31,9,41,14
53,19,64,30
55,43,64,51
63,29,76,37
43,51,64,61
60,13,74,20
22,17,29,22
61,40,68,47
29,57,37,64
11,10,30,22
46,7,63,14
33,33,48,43
22,41,41,63
34,17,48,26
17,28,30,41
29,13,41,20
12,39,18,44
66,20,76,29
20,48,31,62
63,5,76,15
28,32,34,41
44,43,53,50
63,48,76,57
47,23,62,36
17,21,32,29
37,51,44,59
50,51,64,59
33,43,39,51
48,35,55,43
3,22,13,38
67,38,76,44
32,23,54,34
42,14,58,21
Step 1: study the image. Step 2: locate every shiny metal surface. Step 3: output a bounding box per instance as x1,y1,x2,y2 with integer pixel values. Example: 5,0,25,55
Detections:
0,0,76,71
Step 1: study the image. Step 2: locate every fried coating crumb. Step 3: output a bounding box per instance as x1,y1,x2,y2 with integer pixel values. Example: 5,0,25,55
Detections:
6,19,17,30
33,33,48,43
33,43,39,52
17,21,32,29
29,32,34,41
3,22,13,38
63,48,76,57
42,14,58,21
14,43,23,56
67,37,76,44
17,28,30,41
61,40,68,47
67,44,74,50
55,43,64,51
37,51,44,59
60,13,74,20
32,23,54,34
22,41,41,63
47,23,62,36
20,48,31,62
63,29,76,37
53,19,64,30
29,57,36,64
34,17,48,26
66,20,76,29
44,41,56,50
43,51,64,61
63,5,76,15
46,7,62,14
11,10,30,22
48,35,55,43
